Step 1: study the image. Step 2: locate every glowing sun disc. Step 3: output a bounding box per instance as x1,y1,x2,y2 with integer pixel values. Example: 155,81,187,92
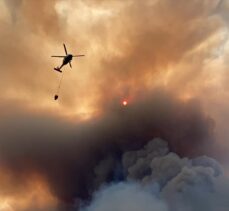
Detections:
122,100,128,106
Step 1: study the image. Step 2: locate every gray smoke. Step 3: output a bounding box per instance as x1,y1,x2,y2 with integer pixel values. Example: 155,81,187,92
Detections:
81,138,229,211
0,90,216,207
81,182,168,211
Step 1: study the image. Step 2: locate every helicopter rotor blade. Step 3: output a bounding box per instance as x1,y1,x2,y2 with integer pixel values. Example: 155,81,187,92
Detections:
73,55,85,57
51,56,65,57
69,61,72,68
63,43,68,55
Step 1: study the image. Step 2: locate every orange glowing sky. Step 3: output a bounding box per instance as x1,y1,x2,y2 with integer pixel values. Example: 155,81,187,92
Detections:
0,0,228,121
1,0,229,210
0,168,58,211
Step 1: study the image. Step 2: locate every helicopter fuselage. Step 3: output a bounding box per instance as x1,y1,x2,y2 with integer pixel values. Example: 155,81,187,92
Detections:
52,43,84,72
63,54,73,65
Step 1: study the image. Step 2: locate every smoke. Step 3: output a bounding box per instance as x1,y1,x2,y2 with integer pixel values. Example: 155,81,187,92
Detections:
81,139,229,211
1,0,229,210
1,0,228,111
3,0,61,35
3,0,22,22
0,90,216,210
81,182,168,211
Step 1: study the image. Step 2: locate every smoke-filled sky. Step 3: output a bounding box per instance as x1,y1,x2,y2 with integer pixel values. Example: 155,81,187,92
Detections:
1,0,229,210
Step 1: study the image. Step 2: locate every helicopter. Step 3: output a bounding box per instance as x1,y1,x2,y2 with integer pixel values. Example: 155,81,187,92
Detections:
51,43,85,72
52,44,85,100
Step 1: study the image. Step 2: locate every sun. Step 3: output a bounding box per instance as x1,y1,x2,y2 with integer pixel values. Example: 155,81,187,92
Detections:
122,100,128,106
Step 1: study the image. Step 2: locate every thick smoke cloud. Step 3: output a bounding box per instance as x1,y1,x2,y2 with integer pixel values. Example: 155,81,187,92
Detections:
81,139,229,211
1,0,229,210
0,90,215,210
81,183,168,211
0,0,228,111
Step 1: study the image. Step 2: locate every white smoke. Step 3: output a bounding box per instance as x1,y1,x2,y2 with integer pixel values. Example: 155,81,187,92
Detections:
81,182,168,211
80,138,229,211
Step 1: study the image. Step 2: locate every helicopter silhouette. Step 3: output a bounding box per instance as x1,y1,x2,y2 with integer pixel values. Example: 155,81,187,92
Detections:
51,43,85,73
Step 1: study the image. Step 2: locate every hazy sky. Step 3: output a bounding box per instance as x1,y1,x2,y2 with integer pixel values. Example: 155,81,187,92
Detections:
1,0,229,210
1,0,228,118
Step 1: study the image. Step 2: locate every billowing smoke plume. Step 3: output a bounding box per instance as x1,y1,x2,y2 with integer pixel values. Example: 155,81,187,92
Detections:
81,138,229,211
0,90,216,210
1,0,229,210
